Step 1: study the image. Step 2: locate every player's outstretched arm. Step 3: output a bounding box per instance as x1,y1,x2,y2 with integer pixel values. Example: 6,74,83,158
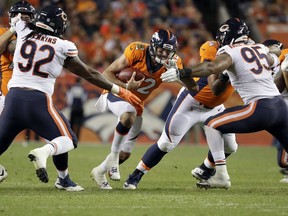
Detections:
161,54,232,82
64,56,143,112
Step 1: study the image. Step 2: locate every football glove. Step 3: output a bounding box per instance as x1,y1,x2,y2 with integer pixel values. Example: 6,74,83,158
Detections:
219,71,229,82
281,54,288,72
163,59,178,70
9,13,21,34
117,87,144,115
160,68,180,82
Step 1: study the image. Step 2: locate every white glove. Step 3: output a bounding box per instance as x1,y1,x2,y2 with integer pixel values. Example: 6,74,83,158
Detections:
281,54,288,72
160,68,180,82
9,13,21,34
163,59,178,70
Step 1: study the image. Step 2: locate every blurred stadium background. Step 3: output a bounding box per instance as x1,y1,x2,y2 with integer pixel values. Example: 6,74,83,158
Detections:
1,0,287,146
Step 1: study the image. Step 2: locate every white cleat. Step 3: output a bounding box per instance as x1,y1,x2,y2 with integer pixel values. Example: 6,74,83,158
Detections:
0,164,8,183
280,175,288,183
28,148,49,183
108,166,120,181
106,154,120,181
91,166,112,189
196,173,231,189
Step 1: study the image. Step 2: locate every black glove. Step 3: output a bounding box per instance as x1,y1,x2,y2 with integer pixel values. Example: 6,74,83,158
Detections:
219,72,229,82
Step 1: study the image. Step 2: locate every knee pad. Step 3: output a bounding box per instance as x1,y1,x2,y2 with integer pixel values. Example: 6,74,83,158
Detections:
157,141,176,152
223,133,238,154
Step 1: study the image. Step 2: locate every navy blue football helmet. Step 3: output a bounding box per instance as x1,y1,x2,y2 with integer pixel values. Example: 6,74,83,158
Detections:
262,39,283,50
8,0,36,20
149,29,178,64
216,18,250,47
35,5,67,37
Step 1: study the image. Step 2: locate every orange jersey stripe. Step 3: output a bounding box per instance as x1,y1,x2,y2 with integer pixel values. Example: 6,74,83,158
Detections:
207,101,257,128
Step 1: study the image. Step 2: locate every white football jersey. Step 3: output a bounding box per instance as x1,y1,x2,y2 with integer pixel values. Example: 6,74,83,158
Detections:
8,20,78,96
217,43,280,104
272,64,288,102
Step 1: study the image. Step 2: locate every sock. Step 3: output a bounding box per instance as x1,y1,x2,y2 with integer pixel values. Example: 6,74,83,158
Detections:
52,153,68,171
203,151,231,170
111,121,130,153
130,169,144,178
99,154,111,173
57,169,68,179
138,143,167,172
203,125,225,166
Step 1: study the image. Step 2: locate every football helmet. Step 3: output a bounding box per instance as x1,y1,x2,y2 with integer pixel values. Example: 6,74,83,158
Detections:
216,18,249,47
149,29,178,64
262,39,283,50
8,0,36,20
35,5,67,37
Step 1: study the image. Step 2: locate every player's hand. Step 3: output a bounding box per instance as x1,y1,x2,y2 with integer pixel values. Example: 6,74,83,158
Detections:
117,87,144,115
163,59,178,70
126,72,144,90
281,54,288,72
9,13,21,34
161,68,180,82
219,70,229,82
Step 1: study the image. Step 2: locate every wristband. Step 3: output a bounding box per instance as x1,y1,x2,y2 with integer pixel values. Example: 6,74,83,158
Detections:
219,72,229,82
179,68,192,79
111,84,120,94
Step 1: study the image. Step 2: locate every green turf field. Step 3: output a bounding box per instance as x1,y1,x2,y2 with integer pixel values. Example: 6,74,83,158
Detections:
0,142,287,216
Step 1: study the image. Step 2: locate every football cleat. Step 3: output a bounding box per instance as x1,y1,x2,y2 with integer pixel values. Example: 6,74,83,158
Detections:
279,168,288,175
123,172,143,190
108,166,120,181
55,175,84,191
280,175,288,183
91,166,112,189
0,164,8,183
28,148,49,183
106,153,120,181
196,173,231,189
191,166,216,181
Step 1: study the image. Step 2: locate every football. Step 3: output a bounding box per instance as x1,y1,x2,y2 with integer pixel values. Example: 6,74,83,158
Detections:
116,67,145,82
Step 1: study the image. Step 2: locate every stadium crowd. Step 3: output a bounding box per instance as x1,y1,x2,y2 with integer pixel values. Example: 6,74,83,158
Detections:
1,0,287,72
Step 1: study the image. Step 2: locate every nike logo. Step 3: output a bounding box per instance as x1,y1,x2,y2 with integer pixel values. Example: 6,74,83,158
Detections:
0,169,5,176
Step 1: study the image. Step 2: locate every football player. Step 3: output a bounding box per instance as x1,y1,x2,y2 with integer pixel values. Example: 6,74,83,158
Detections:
0,0,36,183
123,40,239,189
91,29,198,189
0,0,36,114
0,5,141,191
263,39,288,183
162,18,288,189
